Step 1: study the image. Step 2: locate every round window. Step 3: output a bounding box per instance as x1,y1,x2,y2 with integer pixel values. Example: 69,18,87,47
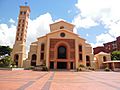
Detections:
60,33,65,37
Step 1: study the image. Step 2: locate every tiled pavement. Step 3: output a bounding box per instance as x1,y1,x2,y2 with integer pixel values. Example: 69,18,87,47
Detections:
0,70,120,90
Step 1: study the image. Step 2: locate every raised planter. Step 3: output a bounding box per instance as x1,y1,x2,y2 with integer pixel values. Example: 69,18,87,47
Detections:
11,68,24,70
114,68,120,72
0,68,24,71
34,67,42,71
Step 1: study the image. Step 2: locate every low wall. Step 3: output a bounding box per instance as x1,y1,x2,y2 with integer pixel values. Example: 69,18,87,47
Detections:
0,68,24,71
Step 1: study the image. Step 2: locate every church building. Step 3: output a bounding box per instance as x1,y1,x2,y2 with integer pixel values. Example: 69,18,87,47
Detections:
11,5,94,70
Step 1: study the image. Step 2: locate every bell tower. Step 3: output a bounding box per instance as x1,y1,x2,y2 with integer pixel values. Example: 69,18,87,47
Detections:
11,5,30,67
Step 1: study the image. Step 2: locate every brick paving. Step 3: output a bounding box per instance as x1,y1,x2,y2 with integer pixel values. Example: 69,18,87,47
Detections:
0,70,120,90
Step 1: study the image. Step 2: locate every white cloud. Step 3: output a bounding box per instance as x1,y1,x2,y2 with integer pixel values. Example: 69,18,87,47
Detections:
73,0,120,47
96,33,115,44
0,13,53,54
9,18,15,23
90,43,103,48
1,12,79,54
0,23,16,47
26,13,53,52
86,34,89,37
72,15,98,29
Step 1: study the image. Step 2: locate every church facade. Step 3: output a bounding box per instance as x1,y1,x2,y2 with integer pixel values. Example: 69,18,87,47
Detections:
27,21,93,69
11,5,94,70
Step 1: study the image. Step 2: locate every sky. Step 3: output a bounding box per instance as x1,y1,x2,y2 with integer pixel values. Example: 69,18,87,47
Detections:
0,0,120,52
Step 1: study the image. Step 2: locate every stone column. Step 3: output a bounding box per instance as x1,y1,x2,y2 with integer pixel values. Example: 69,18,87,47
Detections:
46,38,50,68
112,62,115,71
36,43,40,65
75,39,79,69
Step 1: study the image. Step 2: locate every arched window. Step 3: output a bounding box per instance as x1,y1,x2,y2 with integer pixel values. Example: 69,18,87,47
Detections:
79,45,82,52
41,44,45,51
103,56,107,62
32,54,37,60
60,26,64,29
31,54,37,66
58,46,67,59
14,54,19,66
86,55,90,66
41,53,44,59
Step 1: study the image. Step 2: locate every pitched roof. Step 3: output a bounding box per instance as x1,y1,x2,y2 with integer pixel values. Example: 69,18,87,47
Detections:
50,20,75,27
37,29,86,41
98,52,110,55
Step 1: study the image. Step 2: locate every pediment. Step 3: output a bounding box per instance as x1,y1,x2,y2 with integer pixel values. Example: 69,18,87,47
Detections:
50,21,75,32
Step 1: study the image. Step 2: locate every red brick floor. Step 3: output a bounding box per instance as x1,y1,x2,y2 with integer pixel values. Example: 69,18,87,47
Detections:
0,70,120,90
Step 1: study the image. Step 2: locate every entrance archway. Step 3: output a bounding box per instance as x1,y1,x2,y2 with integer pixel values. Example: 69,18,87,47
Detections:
49,40,73,70
14,54,19,66
31,54,37,66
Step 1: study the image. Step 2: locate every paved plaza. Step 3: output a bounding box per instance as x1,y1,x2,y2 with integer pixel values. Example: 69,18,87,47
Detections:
0,70,120,90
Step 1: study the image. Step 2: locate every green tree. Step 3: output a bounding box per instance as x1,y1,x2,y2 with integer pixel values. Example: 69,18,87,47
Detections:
0,56,12,67
0,46,12,56
111,51,120,60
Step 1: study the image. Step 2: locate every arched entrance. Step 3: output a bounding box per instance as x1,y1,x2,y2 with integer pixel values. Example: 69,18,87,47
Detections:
57,45,67,69
31,54,37,66
14,54,19,66
86,55,91,66
49,40,75,70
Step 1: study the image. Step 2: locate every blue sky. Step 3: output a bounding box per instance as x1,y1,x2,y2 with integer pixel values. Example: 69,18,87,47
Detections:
0,0,77,22
0,0,120,49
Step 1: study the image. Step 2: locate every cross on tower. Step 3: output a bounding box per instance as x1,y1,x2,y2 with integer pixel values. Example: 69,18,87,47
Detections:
24,0,28,6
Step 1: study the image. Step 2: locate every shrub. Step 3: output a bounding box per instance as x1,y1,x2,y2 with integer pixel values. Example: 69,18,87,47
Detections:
111,51,120,60
77,64,86,71
42,66,48,71
79,64,85,68
11,61,16,66
104,67,110,71
77,67,83,71
12,65,17,68
25,66,34,70
87,66,95,71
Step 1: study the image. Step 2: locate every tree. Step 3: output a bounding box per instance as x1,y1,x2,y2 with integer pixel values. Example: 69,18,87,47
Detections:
0,56,12,67
111,51,120,60
0,46,12,56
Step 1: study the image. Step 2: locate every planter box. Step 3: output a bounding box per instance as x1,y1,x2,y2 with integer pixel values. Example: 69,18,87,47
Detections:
34,67,42,71
11,68,24,70
0,68,24,71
